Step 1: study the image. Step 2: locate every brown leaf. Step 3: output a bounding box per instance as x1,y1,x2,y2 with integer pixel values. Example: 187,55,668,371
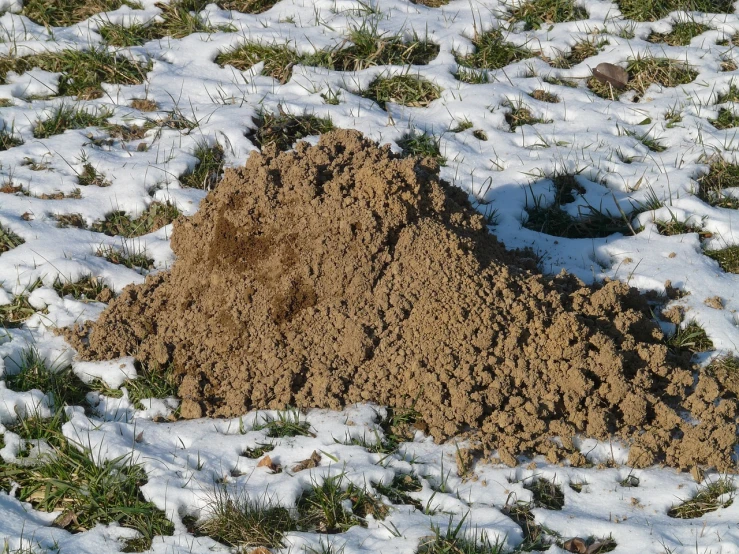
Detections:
292,450,322,472
563,537,588,554
592,62,629,89
257,455,279,472
52,511,77,529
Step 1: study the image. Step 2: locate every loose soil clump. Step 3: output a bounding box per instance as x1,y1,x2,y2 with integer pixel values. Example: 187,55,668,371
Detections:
66,130,737,470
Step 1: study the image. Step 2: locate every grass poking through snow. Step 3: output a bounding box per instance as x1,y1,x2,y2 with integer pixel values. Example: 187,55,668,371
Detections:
179,141,225,190
253,409,314,438
705,245,739,274
362,74,441,109
417,513,505,553
247,111,334,152
21,0,140,27
92,202,180,238
666,320,713,353
668,477,735,518
616,0,733,22
53,275,113,302
505,0,587,31
648,21,709,46
698,159,739,209
33,104,112,139
397,132,446,165
454,29,534,76
588,55,697,100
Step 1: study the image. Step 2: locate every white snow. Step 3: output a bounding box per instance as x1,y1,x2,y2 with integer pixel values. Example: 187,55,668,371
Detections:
1,0,739,552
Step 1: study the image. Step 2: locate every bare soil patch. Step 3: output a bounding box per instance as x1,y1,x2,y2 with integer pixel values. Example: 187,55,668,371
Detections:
65,130,737,470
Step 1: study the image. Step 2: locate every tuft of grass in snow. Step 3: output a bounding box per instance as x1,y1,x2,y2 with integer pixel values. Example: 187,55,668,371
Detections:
96,242,154,272
409,0,450,6
543,75,577,88
717,84,739,104
33,104,113,139
648,21,709,46
616,0,733,22
524,174,632,238
705,245,739,274
253,409,314,438
362,74,441,109
179,141,225,190
668,477,735,518
654,214,707,237
130,98,158,111
53,275,113,302
621,128,666,152
3,347,89,407
21,0,141,27
0,420,174,549
698,159,739,209
241,442,274,458
53,213,88,229
215,42,303,84
549,37,609,69
397,132,446,165
248,111,334,152
666,320,713,353
197,486,296,549
98,22,161,47
89,361,178,410
524,477,565,510
77,162,111,187
91,201,180,238
505,0,588,31
375,473,423,509
0,49,150,100
588,55,697,100
297,473,388,533
417,513,505,553
504,100,552,131
0,125,24,151
710,108,739,130
0,223,24,254
529,89,559,103
454,29,534,74
219,0,279,13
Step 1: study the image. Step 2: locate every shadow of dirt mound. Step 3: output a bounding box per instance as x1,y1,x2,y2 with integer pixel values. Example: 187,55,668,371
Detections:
65,130,737,470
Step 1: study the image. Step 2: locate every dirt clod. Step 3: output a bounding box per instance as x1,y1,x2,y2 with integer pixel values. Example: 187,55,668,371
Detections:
65,130,737,470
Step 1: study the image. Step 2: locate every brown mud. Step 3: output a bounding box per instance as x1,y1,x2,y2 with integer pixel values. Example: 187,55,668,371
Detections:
65,130,737,470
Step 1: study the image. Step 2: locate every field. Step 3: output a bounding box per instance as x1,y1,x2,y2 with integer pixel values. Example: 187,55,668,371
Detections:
1,0,739,552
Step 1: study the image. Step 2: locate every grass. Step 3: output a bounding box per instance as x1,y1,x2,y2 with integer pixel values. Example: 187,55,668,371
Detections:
215,43,302,84
707,356,739,397
616,0,734,22
502,500,551,552
241,442,275,458
53,213,88,228
362,74,441,109
98,22,161,47
698,159,739,209
666,320,713,353
4,347,89,407
248,111,334,152
53,275,113,302
668,477,735,518
655,214,708,238
710,108,739,130
33,104,113,139
524,477,565,510
197,486,296,549
96,242,155,272
410,0,449,6
179,141,225,190
0,126,23,151
297,473,388,534
0,49,150,100
21,0,140,27
588,55,697,101
88,361,178,410
0,421,174,549
131,98,158,111
705,245,739,274
397,132,446,165
622,128,666,152
416,513,505,553
253,409,314,438
523,174,632,238
219,0,279,13
91,202,180,238
505,0,587,31
717,84,739,104
0,223,24,254
0,282,43,329
454,29,534,74
529,89,559,103
505,100,552,131
549,37,609,68
375,473,423,510
648,21,709,46
77,162,111,187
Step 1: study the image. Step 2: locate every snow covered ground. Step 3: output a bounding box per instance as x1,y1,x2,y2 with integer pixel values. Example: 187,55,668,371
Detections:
1,0,739,551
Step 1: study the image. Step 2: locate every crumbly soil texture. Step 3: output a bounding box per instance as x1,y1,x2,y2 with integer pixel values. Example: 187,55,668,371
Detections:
67,130,737,470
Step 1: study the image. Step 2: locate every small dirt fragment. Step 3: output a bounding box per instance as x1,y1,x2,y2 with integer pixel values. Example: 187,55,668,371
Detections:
704,296,724,309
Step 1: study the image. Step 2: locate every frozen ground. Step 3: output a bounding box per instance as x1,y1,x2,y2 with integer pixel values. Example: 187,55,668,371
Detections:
1,0,739,552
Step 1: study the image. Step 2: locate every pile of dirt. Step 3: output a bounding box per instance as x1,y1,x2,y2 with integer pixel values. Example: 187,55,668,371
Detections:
66,130,737,470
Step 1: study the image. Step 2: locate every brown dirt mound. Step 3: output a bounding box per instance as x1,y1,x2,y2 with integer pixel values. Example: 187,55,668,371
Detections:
66,130,737,470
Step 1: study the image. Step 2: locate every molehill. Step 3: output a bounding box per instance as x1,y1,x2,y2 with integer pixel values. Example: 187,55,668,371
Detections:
67,130,737,470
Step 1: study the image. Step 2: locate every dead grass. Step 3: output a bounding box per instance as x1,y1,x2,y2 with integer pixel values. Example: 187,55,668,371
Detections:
131,98,158,111
505,100,552,131
529,89,559,103
53,213,87,229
